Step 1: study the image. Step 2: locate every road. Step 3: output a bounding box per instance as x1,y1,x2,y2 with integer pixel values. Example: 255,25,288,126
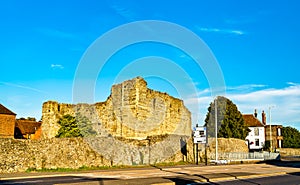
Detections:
205,173,300,185
1,173,300,185
1,162,300,185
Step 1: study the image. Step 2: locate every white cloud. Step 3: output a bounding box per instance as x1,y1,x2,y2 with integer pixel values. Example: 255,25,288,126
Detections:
51,64,64,69
109,0,137,21
195,26,246,35
35,28,78,40
0,81,46,94
184,83,300,130
286,82,299,86
227,84,267,91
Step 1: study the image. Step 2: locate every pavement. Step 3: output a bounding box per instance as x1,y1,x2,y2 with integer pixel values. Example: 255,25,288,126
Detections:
1,161,300,185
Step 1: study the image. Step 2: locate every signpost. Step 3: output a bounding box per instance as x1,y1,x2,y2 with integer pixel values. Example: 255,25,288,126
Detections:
193,125,207,165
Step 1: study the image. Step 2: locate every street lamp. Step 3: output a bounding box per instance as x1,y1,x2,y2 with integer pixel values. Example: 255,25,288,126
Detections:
215,98,218,163
269,106,275,152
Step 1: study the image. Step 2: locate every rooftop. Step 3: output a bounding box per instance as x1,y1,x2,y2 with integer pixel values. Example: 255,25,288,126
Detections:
243,114,265,127
0,104,16,115
15,120,41,135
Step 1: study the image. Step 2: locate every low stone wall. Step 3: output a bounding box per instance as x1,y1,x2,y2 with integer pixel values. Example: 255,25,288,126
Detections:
280,148,300,156
0,137,248,173
195,138,249,162
0,135,192,173
0,138,110,173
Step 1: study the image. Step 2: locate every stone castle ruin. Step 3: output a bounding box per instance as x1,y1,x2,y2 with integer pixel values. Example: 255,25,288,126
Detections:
42,77,192,139
40,77,192,165
0,77,250,172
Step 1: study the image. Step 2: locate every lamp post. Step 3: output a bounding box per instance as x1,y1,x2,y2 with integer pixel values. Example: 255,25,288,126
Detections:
215,98,218,163
269,106,274,152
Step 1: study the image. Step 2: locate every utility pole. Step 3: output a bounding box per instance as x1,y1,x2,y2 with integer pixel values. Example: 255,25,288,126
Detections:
269,106,274,152
215,98,218,164
196,143,198,165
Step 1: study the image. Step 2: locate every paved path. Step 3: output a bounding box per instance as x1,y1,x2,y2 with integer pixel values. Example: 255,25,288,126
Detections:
1,162,300,184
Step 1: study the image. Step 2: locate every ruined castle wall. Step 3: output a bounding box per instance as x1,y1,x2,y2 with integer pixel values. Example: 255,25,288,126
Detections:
0,138,111,173
0,135,191,173
0,137,249,173
41,77,192,139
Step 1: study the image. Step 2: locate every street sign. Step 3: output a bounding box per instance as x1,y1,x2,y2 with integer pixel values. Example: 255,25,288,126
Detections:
193,126,207,144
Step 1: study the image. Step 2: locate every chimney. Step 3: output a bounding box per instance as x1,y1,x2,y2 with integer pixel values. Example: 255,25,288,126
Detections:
262,110,266,125
254,109,258,118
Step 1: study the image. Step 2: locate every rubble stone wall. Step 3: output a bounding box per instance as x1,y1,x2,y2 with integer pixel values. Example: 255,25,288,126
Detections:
0,137,249,173
0,135,192,173
280,148,300,156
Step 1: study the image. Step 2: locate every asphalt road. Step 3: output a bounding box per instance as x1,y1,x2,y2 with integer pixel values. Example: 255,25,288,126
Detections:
1,162,300,185
1,173,300,185
205,173,300,185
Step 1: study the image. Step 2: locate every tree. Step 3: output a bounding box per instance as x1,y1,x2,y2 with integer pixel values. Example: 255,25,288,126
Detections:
282,126,300,148
17,117,36,121
56,114,96,138
27,117,36,121
204,96,249,140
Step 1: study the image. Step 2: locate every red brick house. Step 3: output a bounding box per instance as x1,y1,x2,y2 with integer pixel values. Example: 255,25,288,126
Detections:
14,120,42,139
0,104,16,138
265,125,283,149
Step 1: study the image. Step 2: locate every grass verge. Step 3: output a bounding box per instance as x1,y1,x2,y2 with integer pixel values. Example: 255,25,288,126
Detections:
25,161,193,173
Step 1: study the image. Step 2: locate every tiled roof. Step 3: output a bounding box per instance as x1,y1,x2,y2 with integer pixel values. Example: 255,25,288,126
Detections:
15,120,41,135
243,114,265,127
0,104,16,115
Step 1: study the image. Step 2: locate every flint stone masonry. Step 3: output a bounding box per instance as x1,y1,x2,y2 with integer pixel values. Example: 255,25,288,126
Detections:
0,137,249,173
42,77,192,139
0,135,192,173
0,138,110,173
280,148,300,156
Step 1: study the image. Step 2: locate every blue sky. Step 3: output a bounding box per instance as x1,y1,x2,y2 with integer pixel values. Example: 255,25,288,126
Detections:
0,0,299,129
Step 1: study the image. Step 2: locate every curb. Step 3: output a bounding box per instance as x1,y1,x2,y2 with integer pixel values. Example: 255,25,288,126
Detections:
0,173,75,181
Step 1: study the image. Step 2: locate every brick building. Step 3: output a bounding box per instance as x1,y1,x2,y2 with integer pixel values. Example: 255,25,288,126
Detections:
0,104,16,138
265,125,283,150
15,120,42,139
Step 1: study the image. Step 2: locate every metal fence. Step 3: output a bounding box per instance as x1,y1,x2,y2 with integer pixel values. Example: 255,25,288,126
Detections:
210,152,280,161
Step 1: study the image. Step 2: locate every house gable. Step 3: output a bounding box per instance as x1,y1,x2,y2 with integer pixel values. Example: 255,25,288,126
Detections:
0,104,16,115
0,104,16,138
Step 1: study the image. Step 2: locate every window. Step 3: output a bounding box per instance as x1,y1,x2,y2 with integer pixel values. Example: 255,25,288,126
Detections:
254,128,259,136
278,128,281,136
278,140,282,148
255,139,259,146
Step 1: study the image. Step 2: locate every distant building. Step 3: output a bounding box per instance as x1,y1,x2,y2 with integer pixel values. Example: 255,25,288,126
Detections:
0,103,42,140
243,110,265,151
265,125,283,150
15,120,42,140
0,104,16,138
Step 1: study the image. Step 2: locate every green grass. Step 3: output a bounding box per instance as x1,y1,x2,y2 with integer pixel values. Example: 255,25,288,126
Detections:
26,165,127,173
153,161,193,166
25,161,193,173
